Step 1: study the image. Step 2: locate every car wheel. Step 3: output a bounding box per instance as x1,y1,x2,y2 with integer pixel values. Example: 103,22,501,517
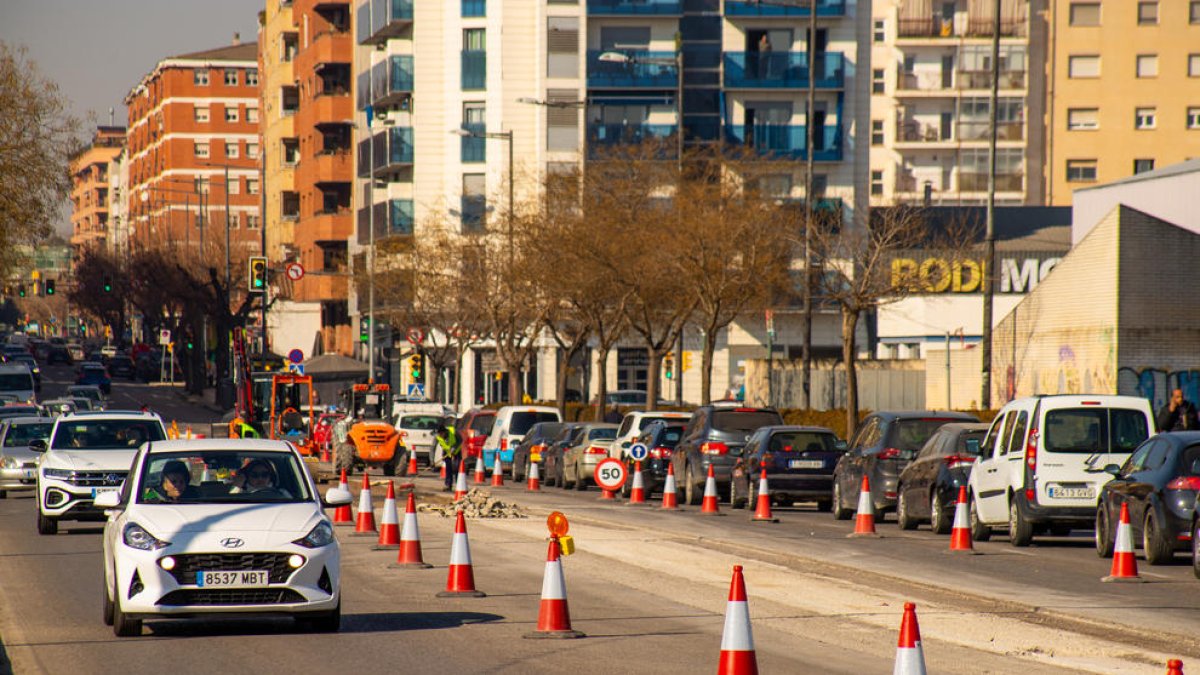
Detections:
930,490,951,535
37,511,57,535
969,495,991,542
1095,507,1114,558
684,467,701,506
1144,511,1174,565
112,586,142,637
102,573,114,626
831,478,851,521
382,458,397,477
0,490,7,499
1008,496,1033,547
334,443,355,476
896,487,917,530
1192,520,1200,580
746,479,758,511
621,466,633,498
574,463,587,491
304,600,341,633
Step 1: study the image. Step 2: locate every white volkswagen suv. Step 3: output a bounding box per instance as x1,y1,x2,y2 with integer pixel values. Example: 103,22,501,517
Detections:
97,439,351,636
36,412,167,535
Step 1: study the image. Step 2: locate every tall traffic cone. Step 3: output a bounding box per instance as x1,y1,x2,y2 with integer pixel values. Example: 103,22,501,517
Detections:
373,482,401,550
849,475,879,537
453,463,469,501
406,452,419,476
527,461,541,491
440,463,447,480
491,454,505,487
717,565,758,675
523,537,585,639
1167,659,1185,674
947,486,978,553
185,425,193,440
700,465,722,515
332,469,353,526
661,463,680,510
1103,502,1144,582
437,510,486,597
750,469,777,523
893,602,927,675
627,462,647,505
352,473,378,536
389,492,432,569
473,455,486,484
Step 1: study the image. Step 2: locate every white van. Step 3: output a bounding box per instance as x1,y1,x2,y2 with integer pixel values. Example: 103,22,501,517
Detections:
0,364,37,404
613,410,692,458
482,406,561,472
968,394,1154,546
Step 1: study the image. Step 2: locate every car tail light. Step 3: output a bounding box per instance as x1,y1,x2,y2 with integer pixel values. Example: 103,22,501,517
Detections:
942,454,976,469
701,442,729,455
585,446,607,455
1025,488,1035,502
1025,430,1038,472
878,447,901,460
500,438,507,451
532,444,545,454
650,447,673,459
1167,476,1200,491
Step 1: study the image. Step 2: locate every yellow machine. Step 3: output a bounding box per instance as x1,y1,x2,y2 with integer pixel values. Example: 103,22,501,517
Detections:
333,383,407,476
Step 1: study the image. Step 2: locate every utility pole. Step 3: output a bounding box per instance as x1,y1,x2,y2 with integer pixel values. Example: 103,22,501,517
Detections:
980,0,1001,409
801,0,818,410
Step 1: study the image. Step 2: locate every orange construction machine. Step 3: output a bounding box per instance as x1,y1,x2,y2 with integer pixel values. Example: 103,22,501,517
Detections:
333,383,408,475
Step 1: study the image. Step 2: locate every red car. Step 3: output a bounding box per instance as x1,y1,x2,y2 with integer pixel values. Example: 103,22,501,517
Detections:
457,409,496,459
313,412,345,452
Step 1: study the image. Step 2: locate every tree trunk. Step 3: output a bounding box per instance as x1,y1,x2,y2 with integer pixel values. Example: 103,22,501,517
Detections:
645,349,662,411
701,328,718,405
453,344,465,409
508,364,522,404
555,347,571,417
594,346,611,422
843,307,860,439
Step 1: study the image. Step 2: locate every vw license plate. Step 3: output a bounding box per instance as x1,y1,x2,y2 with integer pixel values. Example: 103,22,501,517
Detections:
90,487,118,498
788,460,824,470
196,570,269,588
1047,485,1094,500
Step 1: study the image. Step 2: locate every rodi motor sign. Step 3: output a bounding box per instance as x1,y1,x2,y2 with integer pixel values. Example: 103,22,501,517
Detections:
889,254,1061,294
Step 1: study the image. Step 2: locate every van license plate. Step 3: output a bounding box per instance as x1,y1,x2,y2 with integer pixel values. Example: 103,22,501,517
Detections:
1047,485,1094,500
196,570,269,588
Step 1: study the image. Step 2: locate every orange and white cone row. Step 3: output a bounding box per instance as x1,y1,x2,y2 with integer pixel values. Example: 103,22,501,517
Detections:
491,455,505,487
352,473,377,536
373,482,401,550
948,486,976,553
437,510,486,597
391,492,432,568
628,462,646,505
894,602,927,675
332,469,353,526
750,469,777,523
528,461,541,491
523,537,585,639
453,464,469,501
701,465,721,515
1103,502,1143,582
849,475,878,537
717,565,758,675
474,456,486,484
662,463,679,509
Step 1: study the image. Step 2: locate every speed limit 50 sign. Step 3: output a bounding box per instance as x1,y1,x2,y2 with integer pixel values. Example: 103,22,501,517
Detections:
593,458,627,491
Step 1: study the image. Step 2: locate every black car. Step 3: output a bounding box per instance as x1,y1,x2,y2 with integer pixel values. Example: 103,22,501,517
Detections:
1096,432,1200,565
106,354,136,379
620,421,686,498
729,425,846,510
511,421,566,481
672,403,784,505
896,422,989,533
46,345,72,365
543,423,585,488
832,411,980,520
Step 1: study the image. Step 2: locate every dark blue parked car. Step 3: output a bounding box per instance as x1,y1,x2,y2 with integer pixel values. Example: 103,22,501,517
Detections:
896,422,989,533
730,425,846,510
620,420,686,498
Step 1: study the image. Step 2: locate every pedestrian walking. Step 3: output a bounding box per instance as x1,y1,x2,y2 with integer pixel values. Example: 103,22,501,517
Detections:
436,424,462,491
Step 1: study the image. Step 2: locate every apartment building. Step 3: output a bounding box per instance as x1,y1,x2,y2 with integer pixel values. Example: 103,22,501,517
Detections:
1044,0,1200,205
261,0,298,267
869,0,1046,206
123,40,261,253
68,126,126,253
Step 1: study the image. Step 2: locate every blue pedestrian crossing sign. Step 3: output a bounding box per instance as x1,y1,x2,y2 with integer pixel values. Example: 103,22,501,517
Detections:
407,384,425,399
628,443,648,461
288,363,305,375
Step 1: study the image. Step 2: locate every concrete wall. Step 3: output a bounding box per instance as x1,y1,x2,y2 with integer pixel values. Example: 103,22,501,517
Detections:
1072,164,1200,243
745,358,926,411
924,346,984,411
268,299,322,362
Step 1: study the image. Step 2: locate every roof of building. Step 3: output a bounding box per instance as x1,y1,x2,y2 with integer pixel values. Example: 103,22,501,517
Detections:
871,206,1073,251
170,43,258,62
1075,158,1200,193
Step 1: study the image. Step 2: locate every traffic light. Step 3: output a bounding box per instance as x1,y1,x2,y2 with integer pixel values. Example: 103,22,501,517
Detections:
410,353,423,379
359,317,370,343
45,279,55,296
17,285,25,298
103,276,113,293
248,256,268,293
663,354,674,380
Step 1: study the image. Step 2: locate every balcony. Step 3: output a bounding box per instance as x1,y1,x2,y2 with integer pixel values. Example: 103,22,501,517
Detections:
723,52,844,89
365,55,413,110
956,120,1025,142
310,148,353,177
897,16,1025,39
587,0,681,15
587,123,676,157
462,50,486,90
956,70,1026,90
725,0,845,17
310,29,351,66
587,51,678,88
724,124,843,161
958,172,1024,192
461,124,486,163
357,198,414,243
357,0,413,46
895,119,1024,144
356,126,413,177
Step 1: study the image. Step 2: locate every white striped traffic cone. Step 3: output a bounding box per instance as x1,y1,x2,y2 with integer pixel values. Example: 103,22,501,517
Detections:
627,462,647,505
750,469,777,523
523,537,585,639
849,475,879,537
700,464,721,515
662,463,679,509
717,565,758,675
491,454,505,487
389,492,431,569
373,481,401,550
453,463,469,501
1103,502,1144,582
351,473,377,536
893,602,927,675
473,455,486,484
437,510,486,597
527,460,541,491
332,469,352,526
947,486,977,553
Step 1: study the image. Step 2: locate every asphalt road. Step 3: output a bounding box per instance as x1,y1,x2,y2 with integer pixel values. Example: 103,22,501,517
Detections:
38,363,221,429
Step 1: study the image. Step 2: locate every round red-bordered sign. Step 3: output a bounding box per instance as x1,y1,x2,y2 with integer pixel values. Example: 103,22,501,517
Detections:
593,458,627,491
285,262,305,281
406,327,425,345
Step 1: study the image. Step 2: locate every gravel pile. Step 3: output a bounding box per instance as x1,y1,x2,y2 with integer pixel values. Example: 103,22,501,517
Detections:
417,488,526,518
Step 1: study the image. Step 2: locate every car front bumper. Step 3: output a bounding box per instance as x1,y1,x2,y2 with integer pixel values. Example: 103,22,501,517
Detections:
39,480,120,521
0,466,37,491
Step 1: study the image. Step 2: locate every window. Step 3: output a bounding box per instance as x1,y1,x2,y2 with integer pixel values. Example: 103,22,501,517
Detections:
461,173,487,232
462,29,486,90
247,214,260,229
462,104,486,162
283,138,299,165
870,170,884,196
225,142,239,159
1190,55,1200,77
1133,159,1155,174
1005,411,1029,455
1137,1,1157,24
227,177,240,195
194,106,210,123
1066,159,1097,182
1135,107,1156,129
871,119,884,145
194,142,210,158
1067,108,1099,130
1136,54,1158,78
224,69,239,86
1069,2,1100,25
546,89,580,152
1192,1,1200,22
194,69,209,86
225,106,239,123
547,18,579,78
872,68,885,94
194,177,210,194
247,142,261,158
873,19,885,42
1068,55,1100,78
248,178,260,194
462,0,485,17
247,69,259,86
247,107,259,123
1189,107,1200,129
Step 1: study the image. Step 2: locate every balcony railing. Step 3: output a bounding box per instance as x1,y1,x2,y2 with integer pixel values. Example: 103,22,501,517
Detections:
356,126,413,177
587,0,681,15
726,0,845,16
898,16,1025,38
462,50,486,90
358,56,413,110
724,124,843,161
957,120,1025,142
723,52,844,89
587,51,678,88
357,198,414,243
357,0,413,46
895,120,947,142
956,70,1026,89
958,172,1024,192
896,119,1025,143
587,123,676,154
461,124,486,163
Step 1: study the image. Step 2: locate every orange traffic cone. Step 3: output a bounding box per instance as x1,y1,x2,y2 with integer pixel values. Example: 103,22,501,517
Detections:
717,565,758,675
437,510,486,597
473,455,486,484
627,462,647,505
406,452,418,476
700,465,722,515
373,482,401,550
491,454,505,487
849,475,879,537
352,473,377,536
439,463,446,480
947,486,977,553
750,469,777,523
1103,502,1144,582
662,463,680,510
523,536,585,639
389,492,432,569
528,461,541,491
893,602,927,675
332,469,353,526
453,463,469,501
1167,659,1185,674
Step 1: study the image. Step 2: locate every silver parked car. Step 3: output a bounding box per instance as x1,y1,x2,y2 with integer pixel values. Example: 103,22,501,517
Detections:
0,416,53,498
561,423,619,491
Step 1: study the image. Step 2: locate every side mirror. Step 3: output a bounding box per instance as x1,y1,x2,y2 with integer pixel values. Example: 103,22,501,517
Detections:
834,440,848,452
29,439,47,452
621,441,631,448
1103,464,1122,476
323,487,353,508
93,491,121,509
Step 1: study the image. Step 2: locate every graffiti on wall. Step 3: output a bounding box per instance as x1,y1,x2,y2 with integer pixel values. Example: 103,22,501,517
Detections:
997,328,1119,405
1117,368,1200,412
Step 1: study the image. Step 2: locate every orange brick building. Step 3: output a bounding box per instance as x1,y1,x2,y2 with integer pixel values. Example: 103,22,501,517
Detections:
68,126,125,253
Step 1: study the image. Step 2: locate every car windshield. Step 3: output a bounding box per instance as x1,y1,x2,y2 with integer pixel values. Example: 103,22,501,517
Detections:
638,415,686,432
1044,408,1149,453
82,367,106,376
0,373,33,389
711,410,782,433
531,423,563,440
136,451,312,504
588,427,617,441
5,422,52,446
608,391,646,404
70,388,102,401
469,415,495,434
400,415,442,430
891,419,958,454
510,412,559,436
0,407,40,418
653,427,684,447
957,430,987,456
52,420,166,450
768,432,837,453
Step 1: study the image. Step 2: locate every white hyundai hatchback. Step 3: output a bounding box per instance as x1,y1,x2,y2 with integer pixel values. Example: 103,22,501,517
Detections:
97,439,352,637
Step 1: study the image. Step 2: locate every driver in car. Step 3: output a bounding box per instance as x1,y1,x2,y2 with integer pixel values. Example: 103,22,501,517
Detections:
143,460,199,503
229,458,292,497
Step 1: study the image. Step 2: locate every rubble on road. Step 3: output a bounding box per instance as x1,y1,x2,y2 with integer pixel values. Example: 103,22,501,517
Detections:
417,488,526,519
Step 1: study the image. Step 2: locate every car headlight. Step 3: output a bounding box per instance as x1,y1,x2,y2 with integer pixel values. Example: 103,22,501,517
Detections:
0,456,19,469
43,468,72,479
293,521,335,548
123,523,171,551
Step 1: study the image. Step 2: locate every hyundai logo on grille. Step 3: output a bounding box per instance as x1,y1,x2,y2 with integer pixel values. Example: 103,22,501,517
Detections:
220,537,245,549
